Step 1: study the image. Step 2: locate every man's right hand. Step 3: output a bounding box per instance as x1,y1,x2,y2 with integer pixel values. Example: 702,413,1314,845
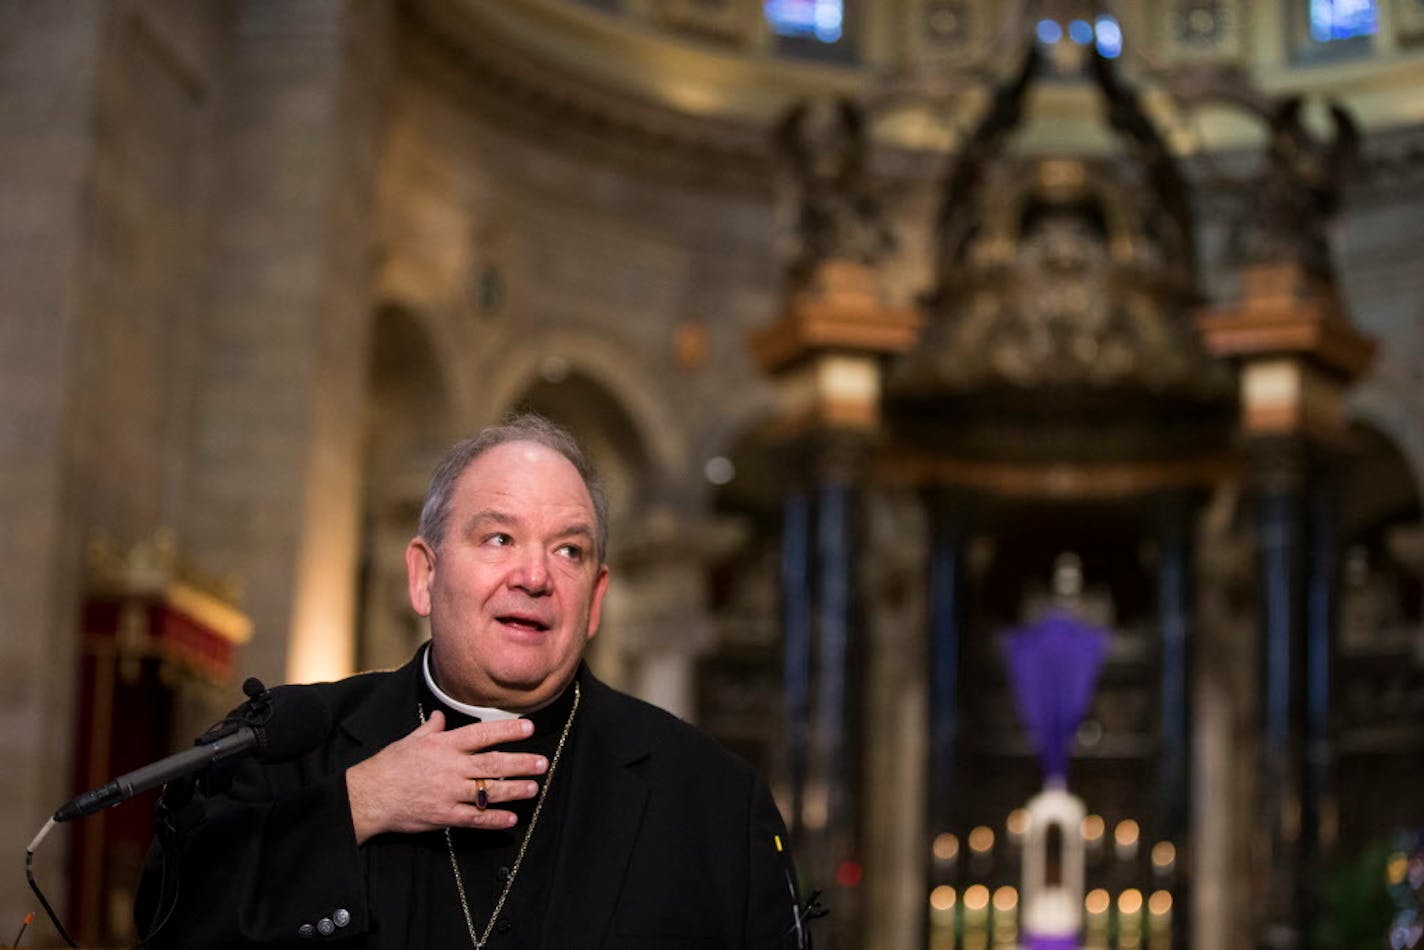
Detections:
346,711,548,845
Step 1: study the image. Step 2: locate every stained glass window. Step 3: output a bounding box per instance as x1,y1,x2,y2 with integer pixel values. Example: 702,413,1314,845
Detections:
765,0,844,43
1309,0,1378,42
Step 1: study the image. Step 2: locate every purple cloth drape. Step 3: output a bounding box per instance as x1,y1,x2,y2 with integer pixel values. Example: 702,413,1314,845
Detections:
1004,612,1108,783
1025,936,1079,950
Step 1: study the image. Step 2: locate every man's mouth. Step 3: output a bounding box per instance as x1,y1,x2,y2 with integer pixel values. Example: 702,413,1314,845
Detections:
496,614,551,632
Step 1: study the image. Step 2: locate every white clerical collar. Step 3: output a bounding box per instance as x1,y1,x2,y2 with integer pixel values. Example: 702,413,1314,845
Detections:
421,646,522,721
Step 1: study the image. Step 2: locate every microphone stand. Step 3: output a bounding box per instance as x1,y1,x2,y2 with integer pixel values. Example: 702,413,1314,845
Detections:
22,677,276,949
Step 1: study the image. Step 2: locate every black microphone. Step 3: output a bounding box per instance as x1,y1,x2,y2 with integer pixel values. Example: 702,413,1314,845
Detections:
54,681,332,823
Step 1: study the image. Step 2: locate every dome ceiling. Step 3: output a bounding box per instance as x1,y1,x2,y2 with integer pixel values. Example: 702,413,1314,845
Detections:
417,0,1424,158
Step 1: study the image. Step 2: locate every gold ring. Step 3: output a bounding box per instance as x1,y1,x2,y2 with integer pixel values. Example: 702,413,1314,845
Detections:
474,778,489,810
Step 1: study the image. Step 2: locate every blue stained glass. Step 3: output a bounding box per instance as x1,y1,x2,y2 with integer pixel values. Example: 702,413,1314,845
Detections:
1095,15,1123,58
766,0,844,43
1068,18,1094,44
1036,18,1063,44
1309,0,1378,42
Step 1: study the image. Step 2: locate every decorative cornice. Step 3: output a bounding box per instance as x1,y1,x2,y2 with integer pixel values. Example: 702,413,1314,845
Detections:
400,0,776,191
874,453,1239,499
1195,262,1377,381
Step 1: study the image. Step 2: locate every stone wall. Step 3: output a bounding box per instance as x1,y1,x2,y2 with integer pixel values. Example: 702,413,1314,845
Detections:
3,1,1424,943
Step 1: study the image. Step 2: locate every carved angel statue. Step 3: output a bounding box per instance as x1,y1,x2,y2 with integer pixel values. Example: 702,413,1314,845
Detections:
772,96,894,289
1235,96,1360,280
929,44,1038,302
1089,50,1196,285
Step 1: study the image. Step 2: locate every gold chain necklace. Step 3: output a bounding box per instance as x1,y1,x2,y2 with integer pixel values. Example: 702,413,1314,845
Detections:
417,681,580,949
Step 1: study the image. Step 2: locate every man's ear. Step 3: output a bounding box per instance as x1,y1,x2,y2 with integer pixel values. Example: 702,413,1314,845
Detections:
585,565,610,641
405,538,436,617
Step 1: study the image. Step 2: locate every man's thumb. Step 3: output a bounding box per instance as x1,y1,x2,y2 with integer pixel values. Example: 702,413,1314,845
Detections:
418,708,446,733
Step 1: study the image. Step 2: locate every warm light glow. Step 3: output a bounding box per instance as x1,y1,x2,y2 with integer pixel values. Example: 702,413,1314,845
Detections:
1006,809,1029,838
1082,814,1105,841
1115,819,1141,847
1151,840,1176,868
969,825,995,853
964,884,991,911
993,886,1019,911
1118,888,1144,915
1149,890,1173,916
1388,854,1408,885
933,833,960,861
1085,889,1111,915
930,885,957,911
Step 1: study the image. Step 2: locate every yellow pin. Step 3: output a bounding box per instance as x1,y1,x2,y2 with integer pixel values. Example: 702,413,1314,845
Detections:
774,835,784,853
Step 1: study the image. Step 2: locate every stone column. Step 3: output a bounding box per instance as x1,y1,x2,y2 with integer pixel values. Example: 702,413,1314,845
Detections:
748,259,922,947
860,487,929,950
612,512,744,721
1191,520,1257,950
184,0,391,687
0,4,109,939
1197,261,1375,947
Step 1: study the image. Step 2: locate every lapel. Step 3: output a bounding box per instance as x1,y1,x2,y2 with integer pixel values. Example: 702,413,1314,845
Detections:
334,652,425,950
542,673,651,949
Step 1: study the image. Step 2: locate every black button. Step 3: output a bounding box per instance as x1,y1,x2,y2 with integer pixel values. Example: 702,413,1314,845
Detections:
496,866,511,882
298,923,316,939
496,917,512,934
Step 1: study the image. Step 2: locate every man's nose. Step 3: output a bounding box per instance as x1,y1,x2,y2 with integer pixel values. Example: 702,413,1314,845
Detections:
510,548,552,594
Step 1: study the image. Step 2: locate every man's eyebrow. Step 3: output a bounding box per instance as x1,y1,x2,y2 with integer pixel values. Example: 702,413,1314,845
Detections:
554,522,595,541
465,510,518,531
463,511,593,540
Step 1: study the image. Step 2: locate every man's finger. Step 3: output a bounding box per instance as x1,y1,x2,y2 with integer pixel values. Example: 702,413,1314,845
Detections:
464,752,548,779
450,804,522,830
444,717,536,751
415,709,446,734
467,778,541,807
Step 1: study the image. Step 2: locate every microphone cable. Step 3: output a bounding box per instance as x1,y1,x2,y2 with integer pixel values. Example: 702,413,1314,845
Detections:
24,818,77,948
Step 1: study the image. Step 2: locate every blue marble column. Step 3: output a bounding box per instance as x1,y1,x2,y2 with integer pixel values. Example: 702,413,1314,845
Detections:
778,438,866,947
1154,502,1194,950
781,490,813,841
814,481,856,866
1156,511,1191,843
926,501,964,856
1304,486,1338,884
1253,441,1340,949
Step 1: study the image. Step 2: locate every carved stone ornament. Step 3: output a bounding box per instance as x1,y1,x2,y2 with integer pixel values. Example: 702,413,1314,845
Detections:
1233,97,1360,281
773,97,896,291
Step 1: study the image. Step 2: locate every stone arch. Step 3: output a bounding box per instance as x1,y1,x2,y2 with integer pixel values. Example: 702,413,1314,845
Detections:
1349,386,1424,508
506,370,652,536
479,327,686,488
1340,417,1422,540
366,302,458,467
495,364,657,693
356,302,458,671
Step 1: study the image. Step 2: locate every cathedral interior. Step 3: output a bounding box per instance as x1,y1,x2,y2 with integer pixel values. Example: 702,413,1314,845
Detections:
4,0,1424,947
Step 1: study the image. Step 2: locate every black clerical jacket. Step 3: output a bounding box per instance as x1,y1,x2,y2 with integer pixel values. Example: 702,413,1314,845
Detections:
135,651,809,949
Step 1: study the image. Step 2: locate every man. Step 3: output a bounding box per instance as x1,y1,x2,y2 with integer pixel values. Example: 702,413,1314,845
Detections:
136,414,810,948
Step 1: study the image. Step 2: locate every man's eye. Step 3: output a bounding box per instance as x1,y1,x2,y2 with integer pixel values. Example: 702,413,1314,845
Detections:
484,533,512,547
555,543,583,560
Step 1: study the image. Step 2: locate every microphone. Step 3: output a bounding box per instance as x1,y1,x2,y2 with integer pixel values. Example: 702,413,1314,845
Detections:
54,680,332,823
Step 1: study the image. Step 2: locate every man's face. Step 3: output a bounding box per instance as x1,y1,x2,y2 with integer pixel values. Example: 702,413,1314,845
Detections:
405,440,608,710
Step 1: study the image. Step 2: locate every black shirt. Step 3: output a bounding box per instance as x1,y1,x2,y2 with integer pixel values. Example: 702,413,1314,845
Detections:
401,659,582,949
